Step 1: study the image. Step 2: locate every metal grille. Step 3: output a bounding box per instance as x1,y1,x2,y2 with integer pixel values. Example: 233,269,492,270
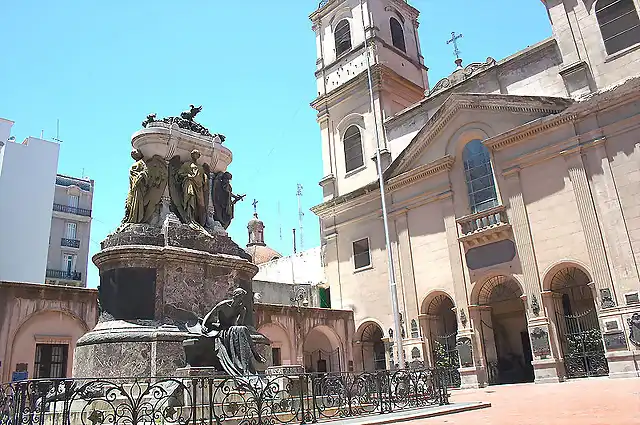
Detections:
432,332,461,388
478,276,522,306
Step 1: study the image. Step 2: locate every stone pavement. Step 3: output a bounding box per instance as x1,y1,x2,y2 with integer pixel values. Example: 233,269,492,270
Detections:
406,378,640,425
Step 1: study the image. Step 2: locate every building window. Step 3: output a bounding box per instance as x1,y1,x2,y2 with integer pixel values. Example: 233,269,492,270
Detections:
596,0,640,55
34,344,68,378
390,17,406,52
335,19,352,56
319,287,331,308
352,238,371,270
65,222,77,240
62,253,76,275
272,347,282,366
462,139,498,214
68,195,79,208
343,125,364,173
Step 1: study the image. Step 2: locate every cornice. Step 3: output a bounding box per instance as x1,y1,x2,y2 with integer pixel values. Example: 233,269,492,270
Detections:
485,112,576,151
387,94,573,177
387,155,454,192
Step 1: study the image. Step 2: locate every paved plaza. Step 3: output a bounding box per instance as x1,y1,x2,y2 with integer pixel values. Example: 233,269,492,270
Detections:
409,378,640,425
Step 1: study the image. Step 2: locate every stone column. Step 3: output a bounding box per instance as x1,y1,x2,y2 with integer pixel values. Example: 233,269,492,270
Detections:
394,213,420,331
563,150,616,309
503,169,543,314
418,314,434,367
462,305,492,388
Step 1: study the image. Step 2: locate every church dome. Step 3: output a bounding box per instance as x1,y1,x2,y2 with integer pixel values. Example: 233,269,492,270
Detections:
246,209,282,265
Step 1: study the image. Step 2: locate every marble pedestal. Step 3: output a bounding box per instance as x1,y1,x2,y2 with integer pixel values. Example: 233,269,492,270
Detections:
73,220,260,378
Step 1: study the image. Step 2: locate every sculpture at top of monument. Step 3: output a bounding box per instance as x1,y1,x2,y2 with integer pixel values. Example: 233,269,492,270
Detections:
212,171,246,229
168,149,210,230
122,149,168,225
184,288,266,376
181,104,202,121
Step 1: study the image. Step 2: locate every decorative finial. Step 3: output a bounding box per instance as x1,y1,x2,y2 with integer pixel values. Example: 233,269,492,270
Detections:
252,199,259,218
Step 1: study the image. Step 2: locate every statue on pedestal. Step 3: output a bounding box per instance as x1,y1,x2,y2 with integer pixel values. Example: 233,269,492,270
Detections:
184,288,266,376
122,149,167,225
212,172,245,229
169,150,210,229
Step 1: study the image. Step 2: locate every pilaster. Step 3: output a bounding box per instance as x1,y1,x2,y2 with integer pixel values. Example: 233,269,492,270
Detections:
563,150,616,308
323,232,342,309
442,195,470,327
503,169,543,314
395,212,420,329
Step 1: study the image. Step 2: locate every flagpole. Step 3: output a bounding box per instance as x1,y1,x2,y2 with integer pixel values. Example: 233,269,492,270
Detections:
360,0,405,369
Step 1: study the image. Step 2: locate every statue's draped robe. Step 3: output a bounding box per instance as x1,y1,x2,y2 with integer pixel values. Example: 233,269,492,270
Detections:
124,160,148,223
212,174,233,229
178,161,207,226
187,301,265,376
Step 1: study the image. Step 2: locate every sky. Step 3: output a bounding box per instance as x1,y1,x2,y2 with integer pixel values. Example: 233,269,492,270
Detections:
1,1,552,289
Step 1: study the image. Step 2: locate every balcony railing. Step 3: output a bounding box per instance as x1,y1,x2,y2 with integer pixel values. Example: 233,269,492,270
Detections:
46,269,82,281
53,203,92,217
61,238,80,248
457,205,511,247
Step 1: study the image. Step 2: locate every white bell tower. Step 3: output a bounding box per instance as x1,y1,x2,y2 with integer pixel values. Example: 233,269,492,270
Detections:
310,0,429,200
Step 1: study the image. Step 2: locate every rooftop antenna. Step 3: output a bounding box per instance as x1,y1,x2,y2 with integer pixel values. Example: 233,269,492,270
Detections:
52,119,64,143
292,228,297,254
297,184,304,251
278,201,283,241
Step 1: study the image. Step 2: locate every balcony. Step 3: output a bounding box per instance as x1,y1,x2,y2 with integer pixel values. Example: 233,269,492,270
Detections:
53,203,92,217
457,205,512,248
61,238,80,248
46,269,82,281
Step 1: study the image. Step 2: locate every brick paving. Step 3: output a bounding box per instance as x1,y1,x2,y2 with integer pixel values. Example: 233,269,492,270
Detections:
407,378,640,425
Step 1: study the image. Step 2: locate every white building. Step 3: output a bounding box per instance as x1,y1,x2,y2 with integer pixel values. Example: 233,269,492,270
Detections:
0,118,60,284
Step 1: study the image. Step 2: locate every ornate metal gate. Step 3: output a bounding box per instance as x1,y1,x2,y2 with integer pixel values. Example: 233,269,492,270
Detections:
556,308,609,378
432,332,461,388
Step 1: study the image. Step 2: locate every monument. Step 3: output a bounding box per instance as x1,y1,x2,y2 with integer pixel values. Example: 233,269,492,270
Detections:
73,106,267,378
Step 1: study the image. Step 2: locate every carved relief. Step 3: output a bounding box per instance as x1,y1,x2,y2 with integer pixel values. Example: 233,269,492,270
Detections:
456,337,473,367
530,327,551,358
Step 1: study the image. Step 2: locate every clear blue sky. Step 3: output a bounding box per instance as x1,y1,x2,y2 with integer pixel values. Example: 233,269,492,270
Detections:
1,1,551,288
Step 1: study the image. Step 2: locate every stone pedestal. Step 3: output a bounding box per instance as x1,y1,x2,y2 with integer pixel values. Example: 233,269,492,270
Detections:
74,218,259,378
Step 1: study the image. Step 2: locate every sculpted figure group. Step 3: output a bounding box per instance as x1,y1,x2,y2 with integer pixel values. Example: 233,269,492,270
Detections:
122,148,244,231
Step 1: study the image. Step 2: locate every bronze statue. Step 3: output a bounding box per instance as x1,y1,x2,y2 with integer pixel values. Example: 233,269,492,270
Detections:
180,105,202,121
141,113,156,128
168,150,210,229
212,172,245,229
122,150,167,225
184,288,266,376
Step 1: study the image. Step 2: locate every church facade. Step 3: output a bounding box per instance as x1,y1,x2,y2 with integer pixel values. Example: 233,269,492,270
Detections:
311,0,640,387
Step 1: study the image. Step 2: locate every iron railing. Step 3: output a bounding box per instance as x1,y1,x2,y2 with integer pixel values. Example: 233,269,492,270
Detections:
53,204,92,217
0,369,449,425
45,270,82,281
60,238,80,248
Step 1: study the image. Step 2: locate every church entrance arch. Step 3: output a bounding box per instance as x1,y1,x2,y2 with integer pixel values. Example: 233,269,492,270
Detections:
356,322,386,372
549,266,608,378
303,326,342,373
477,276,534,385
424,294,460,388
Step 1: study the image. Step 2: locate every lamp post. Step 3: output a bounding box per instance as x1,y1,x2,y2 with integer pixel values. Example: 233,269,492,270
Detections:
359,0,405,369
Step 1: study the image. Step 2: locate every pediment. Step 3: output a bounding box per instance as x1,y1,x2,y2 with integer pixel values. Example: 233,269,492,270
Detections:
386,93,573,178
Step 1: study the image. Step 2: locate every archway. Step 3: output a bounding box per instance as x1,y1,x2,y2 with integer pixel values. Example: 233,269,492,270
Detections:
477,276,534,385
9,310,88,381
303,326,342,373
424,293,460,388
257,323,293,367
549,266,608,378
355,322,386,372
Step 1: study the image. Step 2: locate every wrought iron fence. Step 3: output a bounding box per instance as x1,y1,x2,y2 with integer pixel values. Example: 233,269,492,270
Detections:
0,369,448,425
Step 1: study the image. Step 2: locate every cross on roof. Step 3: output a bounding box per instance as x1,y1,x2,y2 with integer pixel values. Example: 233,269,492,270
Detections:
446,31,463,60
252,199,258,215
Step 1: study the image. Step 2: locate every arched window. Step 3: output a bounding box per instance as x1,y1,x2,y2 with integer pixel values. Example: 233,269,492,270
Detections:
390,17,406,52
343,125,364,173
462,139,498,213
334,19,352,56
596,0,640,55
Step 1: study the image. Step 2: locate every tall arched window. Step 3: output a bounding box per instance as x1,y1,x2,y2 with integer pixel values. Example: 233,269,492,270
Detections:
462,139,498,213
343,125,364,173
335,19,352,56
596,0,640,55
390,17,406,52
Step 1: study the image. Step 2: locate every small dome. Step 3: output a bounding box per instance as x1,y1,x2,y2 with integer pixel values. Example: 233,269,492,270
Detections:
246,245,282,265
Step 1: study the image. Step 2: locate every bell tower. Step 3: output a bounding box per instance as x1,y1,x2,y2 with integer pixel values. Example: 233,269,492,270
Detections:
310,0,429,200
